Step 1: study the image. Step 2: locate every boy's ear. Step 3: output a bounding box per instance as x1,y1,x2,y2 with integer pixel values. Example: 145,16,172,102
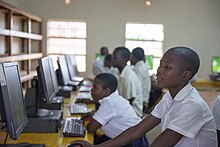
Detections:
182,70,192,81
105,88,111,96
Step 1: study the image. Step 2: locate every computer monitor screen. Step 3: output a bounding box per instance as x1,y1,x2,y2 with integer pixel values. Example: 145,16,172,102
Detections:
95,53,101,61
58,56,71,85
38,57,55,103
212,56,220,74
65,55,77,79
0,62,28,140
48,57,59,93
145,55,153,70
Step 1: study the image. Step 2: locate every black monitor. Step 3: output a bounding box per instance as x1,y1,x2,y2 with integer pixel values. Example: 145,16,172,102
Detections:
145,55,153,70
48,57,59,94
211,56,220,74
37,57,55,103
0,62,28,140
65,55,77,80
57,56,72,86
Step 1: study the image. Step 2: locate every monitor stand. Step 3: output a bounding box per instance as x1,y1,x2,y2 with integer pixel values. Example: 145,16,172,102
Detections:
23,109,62,133
0,142,45,147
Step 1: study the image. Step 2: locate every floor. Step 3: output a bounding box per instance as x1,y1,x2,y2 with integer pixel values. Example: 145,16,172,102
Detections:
145,89,220,144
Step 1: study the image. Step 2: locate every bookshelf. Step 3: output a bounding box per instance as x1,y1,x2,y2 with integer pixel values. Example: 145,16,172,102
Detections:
0,1,43,87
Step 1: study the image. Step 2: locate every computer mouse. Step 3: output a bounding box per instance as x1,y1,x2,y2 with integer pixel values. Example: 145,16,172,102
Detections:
67,143,83,147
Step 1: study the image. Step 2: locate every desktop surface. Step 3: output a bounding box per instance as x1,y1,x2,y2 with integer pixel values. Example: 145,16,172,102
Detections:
0,94,94,147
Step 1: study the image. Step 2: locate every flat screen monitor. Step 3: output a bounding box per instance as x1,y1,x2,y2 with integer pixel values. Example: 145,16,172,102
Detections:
212,56,220,74
95,53,101,61
145,55,153,70
37,57,55,103
65,55,77,79
48,57,59,94
0,62,28,140
58,56,71,85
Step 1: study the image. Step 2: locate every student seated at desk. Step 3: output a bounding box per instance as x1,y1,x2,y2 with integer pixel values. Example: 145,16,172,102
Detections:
80,73,149,146
71,46,217,147
212,95,220,145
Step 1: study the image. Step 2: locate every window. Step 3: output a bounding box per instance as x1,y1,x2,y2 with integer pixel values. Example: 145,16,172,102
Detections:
125,23,164,75
47,20,86,72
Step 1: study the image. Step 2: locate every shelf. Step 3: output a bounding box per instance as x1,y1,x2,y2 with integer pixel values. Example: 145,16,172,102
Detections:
0,28,43,40
0,1,42,87
0,1,42,22
0,53,43,62
20,71,37,82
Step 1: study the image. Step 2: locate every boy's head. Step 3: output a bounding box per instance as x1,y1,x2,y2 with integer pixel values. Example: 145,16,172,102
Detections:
112,47,130,71
130,47,145,65
104,54,112,68
100,46,109,56
91,73,118,102
156,46,200,89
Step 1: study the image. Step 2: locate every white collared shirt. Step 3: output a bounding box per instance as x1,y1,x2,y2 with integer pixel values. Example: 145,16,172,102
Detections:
93,91,141,138
212,95,220,130
133,60,151,103
118,65,143,117
152,83,217,147
92,56,105,76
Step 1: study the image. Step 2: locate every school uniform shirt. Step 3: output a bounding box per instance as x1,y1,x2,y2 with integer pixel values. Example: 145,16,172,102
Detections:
133,60,151,104
118,65,143,117
92,56,105,76
105,67,119,80
212,95,220,130
93,90,141,138
151,83,217,147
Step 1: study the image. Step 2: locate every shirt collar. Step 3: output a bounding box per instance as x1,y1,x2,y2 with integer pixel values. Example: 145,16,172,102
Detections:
167,82,193,102
98,90,119,103
120,65,130,78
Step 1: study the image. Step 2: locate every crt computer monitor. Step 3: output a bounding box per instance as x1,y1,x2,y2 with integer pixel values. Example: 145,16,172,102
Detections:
0,62,28,140
211,56,220,74
37,57,55,104
145,55,153,70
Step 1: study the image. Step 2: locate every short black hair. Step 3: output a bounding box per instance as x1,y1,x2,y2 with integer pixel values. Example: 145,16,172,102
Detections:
100,46,109,55
114,47,130,62
167,46,200,79
132,47,145,61
95,73,118,93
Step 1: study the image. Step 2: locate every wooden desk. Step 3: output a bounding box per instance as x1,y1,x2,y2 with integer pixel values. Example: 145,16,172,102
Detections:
0,92,95,147
191,79,220,90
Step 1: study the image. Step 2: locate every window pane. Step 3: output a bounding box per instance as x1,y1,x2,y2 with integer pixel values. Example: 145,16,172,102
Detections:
47,21,86,38
75,55,86,72
126,23,164,41
125,40,163,57
47,38,86,55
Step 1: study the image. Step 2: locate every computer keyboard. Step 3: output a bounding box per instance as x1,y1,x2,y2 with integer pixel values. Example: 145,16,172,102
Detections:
63,117,85,137
70,103,88,114
76,92,92,100
79,86,91,92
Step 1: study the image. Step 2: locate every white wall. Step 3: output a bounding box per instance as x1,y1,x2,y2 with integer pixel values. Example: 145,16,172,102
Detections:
5,0,220,78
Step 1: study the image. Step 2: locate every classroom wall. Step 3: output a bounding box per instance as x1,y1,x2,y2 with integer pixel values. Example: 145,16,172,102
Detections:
4,0,220,79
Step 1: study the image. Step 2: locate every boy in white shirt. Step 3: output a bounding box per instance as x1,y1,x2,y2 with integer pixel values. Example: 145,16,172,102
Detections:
86,73,149,146
72,46,217,147
130,47,151,110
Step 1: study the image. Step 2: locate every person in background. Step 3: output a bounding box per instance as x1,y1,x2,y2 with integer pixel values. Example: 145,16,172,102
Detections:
72,46,217,147
104,54,119,79
92,46,109,76
212,95,220,146
130,47,151,113
86,73,149,146
112,46,143,117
